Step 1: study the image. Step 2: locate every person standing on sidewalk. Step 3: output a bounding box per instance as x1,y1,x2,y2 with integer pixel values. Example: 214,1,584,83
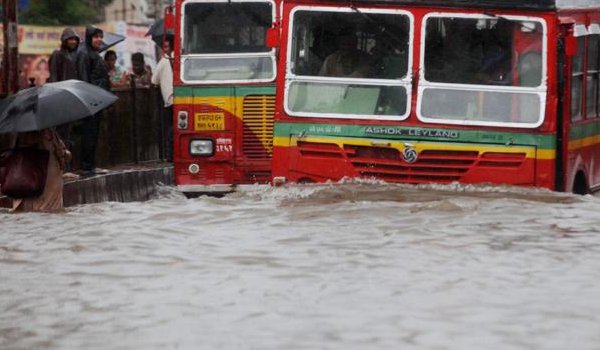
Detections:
49,28,80,82
49,27,80,179
76,25,110,177
104,50,128,89
151,35,174,162
128,52,153,88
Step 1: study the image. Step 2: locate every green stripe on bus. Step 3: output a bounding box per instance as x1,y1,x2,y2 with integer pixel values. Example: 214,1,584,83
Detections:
274,122,556,148
569,121,600,140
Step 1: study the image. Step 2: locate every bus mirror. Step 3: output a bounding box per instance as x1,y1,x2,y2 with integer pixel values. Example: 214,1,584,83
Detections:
266,28,279,48
565,36,578,56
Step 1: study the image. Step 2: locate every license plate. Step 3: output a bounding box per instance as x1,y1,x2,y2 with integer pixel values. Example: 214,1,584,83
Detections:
194,112,225,131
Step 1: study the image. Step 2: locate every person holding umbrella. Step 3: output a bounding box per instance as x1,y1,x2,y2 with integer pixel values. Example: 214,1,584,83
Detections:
76,25,110,177
6,129,69,212
0,80,118,211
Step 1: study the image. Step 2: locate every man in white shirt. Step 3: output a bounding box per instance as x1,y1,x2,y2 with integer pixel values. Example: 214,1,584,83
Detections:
152,35,174,162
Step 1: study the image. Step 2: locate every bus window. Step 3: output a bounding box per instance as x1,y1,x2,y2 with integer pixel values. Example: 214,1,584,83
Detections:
181,1,276,82
290,11,409,78
424,17,543,86
571,36,585,121
586,34,599,118
286,8,412,119
420,15,546,127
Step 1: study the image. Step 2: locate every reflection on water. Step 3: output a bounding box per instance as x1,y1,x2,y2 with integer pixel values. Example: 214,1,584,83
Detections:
1,182,600,350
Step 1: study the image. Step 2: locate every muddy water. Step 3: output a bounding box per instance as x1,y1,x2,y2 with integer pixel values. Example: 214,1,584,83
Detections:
1,183,599,350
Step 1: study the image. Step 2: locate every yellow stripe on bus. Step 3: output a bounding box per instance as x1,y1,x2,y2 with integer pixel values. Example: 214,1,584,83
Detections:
568,135,600,152
174,96,248,121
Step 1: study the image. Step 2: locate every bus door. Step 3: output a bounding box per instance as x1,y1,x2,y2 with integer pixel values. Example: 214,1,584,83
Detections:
553,24,570,192
562,22,596,194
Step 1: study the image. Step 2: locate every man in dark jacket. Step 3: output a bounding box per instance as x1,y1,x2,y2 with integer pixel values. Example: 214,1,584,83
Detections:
76,26,110,176
49,28,80,82
49,28,80,175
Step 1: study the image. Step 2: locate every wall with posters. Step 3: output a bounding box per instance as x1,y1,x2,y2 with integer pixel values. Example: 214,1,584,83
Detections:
16,22,157,88
17,25,65,87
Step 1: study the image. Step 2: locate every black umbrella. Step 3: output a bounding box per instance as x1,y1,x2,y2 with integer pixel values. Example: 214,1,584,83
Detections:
146,18,165,47
99,32,126,53
146,18,164,36
0,80,118,134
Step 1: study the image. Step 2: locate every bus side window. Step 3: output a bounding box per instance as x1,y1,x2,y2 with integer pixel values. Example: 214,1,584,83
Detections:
571,37,585,121
586,34,599,118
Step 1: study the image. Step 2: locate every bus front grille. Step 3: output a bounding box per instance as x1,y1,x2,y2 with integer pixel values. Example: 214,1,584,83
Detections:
346,146,476,182
242,95,275,159
295,142,527,183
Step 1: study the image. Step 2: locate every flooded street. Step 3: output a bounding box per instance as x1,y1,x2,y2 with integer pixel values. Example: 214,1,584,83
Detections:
1,183,600,350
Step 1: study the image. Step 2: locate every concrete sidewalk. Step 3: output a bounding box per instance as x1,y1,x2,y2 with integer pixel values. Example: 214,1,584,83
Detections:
1,163,174,208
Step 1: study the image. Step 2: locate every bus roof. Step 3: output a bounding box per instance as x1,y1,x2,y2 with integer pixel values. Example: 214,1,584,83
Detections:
320,0,600,11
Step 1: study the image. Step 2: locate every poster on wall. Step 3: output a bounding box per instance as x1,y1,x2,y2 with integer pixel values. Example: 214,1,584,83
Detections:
19,54,50,87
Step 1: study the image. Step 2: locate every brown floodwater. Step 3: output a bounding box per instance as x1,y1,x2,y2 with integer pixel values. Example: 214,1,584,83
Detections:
1,182,599,350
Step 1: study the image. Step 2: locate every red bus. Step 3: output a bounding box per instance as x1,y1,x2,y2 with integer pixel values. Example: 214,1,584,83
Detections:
272,0,600,194
172,0,280,196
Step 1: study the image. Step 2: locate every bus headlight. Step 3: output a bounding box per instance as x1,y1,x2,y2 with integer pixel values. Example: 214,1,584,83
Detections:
190,139,213,156
178,111,188,130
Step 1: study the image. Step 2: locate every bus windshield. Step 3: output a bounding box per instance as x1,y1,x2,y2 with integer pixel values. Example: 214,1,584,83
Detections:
286,8,412,119
181,1,275,82
420,15,546,127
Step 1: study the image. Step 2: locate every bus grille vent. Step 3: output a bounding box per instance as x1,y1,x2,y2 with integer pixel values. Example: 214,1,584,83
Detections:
346,146,527,183
298,141,345,158
292,142,528,183
478,152,527,167
242,95,275,159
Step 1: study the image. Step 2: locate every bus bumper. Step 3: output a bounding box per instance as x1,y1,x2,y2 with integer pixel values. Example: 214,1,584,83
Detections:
177,184,234,197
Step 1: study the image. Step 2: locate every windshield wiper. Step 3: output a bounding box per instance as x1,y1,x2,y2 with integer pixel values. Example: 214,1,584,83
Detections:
483,12,539,32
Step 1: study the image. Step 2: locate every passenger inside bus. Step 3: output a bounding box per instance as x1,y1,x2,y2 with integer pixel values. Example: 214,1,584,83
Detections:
370,37,408,79
478,41,512,84
303,27,336,74
318,29,373,78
